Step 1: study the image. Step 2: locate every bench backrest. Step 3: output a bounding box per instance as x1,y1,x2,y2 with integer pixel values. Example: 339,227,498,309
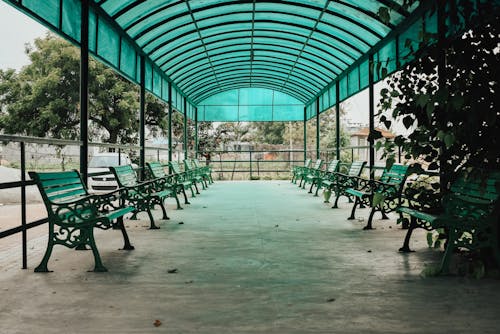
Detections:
29,170,94,224
326,160,340,173
184,159,195,171
379,164,409,186
312,159,323,170
347,161,366,177
146,162,167,179
304,159,312,168
29,170,88,205
169,161,182,174
193,159,203,169
450,171,500,202
110,165,138,187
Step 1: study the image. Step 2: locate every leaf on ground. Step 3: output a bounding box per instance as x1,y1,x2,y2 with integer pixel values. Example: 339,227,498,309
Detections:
153,320,162,327
326,298,336,302
178,222,184,225
167,268,178,274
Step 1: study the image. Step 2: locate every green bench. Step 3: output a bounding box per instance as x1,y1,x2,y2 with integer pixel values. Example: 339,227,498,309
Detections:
110,165,174,229
346,164,409,230
299,159,323,188
193,158,214,184
169,160,197,199
307,159,340,196
146,162,183,210
396,170,500,274
291,159,312,184
29,170,135,272
328,161,367,207
184,159,207,190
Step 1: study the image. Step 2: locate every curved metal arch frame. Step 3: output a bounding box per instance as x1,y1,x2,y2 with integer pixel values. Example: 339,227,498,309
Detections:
152,33,351,73
127,4,384,47
183,71,320,101
184,71,317,100
92,0,414,113
138,10,377,55
161,40,344,80
193,77,312,103
164,47,339,86
180,63,324,96
116,0,392,40
177,59,329,91
150,27,356,69
137,18,367,68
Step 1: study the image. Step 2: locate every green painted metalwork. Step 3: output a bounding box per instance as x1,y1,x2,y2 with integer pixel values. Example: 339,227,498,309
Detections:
145,162,183,209
291,158,311,184
3,0,434,121
169,160,197,198
299,159,323,189
327,161,367,207
308,159,340,196
396,170,500,274
29,170,135,272
193,158,214,185
345,163,409,230
110,164,174,229
184,159,206,191
197,87,303,121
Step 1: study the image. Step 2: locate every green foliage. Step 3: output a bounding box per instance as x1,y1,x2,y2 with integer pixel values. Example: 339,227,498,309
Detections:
252,122,286,145
0,34,167,144
376,1,500,184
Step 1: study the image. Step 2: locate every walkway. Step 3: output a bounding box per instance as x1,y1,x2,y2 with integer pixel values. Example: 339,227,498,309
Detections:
1,181,500,333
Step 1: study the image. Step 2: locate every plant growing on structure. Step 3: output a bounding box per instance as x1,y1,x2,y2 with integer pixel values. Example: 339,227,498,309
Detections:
375,1,499,185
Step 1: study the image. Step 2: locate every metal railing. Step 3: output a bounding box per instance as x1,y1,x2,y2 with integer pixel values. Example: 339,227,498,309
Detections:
0,134,176,269
0,133,403,268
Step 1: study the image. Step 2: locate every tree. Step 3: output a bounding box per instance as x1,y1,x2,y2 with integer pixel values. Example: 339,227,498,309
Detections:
0,34,80,139
0,33,168,145
252,122,285,145
376,0,499,182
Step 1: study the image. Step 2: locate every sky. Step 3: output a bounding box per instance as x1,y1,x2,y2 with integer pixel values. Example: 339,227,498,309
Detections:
0,1,381,128
0,1,48,70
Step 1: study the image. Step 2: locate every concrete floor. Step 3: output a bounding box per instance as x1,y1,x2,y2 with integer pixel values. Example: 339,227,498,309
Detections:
1,180,500,333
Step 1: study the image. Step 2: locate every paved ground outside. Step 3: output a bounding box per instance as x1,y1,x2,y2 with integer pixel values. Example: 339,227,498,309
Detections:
1,181,500,333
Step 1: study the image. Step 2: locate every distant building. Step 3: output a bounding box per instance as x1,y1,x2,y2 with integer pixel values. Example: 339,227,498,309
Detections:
349,127,396,166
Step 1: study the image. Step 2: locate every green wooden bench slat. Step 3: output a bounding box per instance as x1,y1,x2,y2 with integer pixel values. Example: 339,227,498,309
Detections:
111,164,175,229
396,170,500,274
324,161,367,207
47,188,88,202
29,169,135,272
345,164,409,229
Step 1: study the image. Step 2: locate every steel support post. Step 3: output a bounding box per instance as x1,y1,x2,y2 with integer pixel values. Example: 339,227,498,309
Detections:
79,0,89,186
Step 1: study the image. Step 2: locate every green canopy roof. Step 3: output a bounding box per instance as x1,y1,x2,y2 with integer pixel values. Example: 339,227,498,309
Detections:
4,0,435,121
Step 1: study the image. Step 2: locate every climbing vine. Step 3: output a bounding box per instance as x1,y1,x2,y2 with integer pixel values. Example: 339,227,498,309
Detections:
376,0,499,184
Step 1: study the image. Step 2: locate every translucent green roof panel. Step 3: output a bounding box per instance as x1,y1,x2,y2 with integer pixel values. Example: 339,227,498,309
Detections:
198,88,304,122
5,0,438,121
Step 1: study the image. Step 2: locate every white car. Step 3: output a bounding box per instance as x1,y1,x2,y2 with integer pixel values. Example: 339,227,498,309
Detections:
87,153,136,192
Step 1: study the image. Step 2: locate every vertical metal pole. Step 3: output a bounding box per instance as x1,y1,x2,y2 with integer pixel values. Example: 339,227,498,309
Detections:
20,142,27,269
183,98,188,159
249,151,252,179
194,107,198,158
80,0,89,186
368,54,375,180
438,0,448,191
316,98,320,159
118,148,121,165
303,107,307,162
168,83,173,173
335,82,340,160
139,57,146,180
